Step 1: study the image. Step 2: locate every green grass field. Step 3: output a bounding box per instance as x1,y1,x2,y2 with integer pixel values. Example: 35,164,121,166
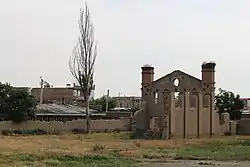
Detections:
1,132,250,166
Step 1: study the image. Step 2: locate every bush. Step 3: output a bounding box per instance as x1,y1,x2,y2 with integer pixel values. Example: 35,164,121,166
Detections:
133,140,141,147
77,135,84,141
13,130,23,135
48,131,60,135
2,129,50,136
2,130,12,136
92,143,106,152
72,128,86,134
129,133,136,139
224,131,231,136
36,129,47,135
113,128,121,133
240,140,250,146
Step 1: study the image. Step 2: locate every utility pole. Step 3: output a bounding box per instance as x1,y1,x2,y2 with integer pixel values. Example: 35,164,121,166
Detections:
40,76,44,104
39,76,49,104
105,89,109,113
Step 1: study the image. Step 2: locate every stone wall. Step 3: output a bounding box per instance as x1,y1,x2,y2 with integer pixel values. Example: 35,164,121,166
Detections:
238,118,250,135
146,110,232,138
0,119,131,133
169,108,231,138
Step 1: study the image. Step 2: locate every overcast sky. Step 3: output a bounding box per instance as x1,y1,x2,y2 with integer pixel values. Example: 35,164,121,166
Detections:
0,0,250,98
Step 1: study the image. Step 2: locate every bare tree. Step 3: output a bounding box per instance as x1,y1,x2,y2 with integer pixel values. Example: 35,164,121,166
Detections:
69,4,97,133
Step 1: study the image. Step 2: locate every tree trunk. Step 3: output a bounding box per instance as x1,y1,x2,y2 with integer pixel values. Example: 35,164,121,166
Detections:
85,95,90,133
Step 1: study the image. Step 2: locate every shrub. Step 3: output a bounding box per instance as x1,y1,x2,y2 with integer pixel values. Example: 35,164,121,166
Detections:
2,130,12,136
36,129,47,135
133,140,141,147
77,135,84,141
113,128,121,133
72,128,86,134
240,140,250,146
49,131,60,135
92,143,106,152
129,133,136,139
13,130,23,135
224,131,231,136
2,129,50,136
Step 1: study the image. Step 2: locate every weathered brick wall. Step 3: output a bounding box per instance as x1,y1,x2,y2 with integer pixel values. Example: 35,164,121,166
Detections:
31,88,74,103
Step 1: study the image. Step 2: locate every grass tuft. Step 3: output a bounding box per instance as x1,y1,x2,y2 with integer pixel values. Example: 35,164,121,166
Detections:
1,133,250,166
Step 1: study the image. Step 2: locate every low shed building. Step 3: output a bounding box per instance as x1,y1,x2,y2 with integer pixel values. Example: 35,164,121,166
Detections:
34,104,132,122
34,103,104,122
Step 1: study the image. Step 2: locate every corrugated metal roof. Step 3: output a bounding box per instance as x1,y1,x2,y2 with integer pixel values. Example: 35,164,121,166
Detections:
36,103,99,115
36,113,106,116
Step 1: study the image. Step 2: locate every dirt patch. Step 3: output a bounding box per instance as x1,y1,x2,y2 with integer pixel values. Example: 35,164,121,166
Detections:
144,160,250,167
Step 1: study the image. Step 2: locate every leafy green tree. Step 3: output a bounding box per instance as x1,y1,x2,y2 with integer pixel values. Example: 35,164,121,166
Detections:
0,83,12,114
215,88,244,120
0,82,37,123
90,96,116,111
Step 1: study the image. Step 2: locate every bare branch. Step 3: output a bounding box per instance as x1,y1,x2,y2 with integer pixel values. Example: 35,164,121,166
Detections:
69,4,97,98
69,4,98,133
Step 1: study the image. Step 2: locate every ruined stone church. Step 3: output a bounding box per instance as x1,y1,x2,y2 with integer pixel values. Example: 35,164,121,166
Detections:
133,62,231,139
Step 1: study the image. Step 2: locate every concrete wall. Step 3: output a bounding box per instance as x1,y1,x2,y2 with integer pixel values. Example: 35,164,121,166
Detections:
174,108,184,137
230,120,237,135
238,118,250,135
132,108,147,136
106,112,132,118
0,119,131,133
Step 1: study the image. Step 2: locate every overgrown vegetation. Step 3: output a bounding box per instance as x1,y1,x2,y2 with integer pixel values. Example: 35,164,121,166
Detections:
92,143,106,152
215,88,244,120
144,139,250,161
1,129,59,136
0,82,36,123
1,133,250,166
0,153,138,167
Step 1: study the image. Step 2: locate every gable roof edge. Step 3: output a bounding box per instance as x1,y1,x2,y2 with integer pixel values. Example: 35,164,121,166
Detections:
152,70,201,84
